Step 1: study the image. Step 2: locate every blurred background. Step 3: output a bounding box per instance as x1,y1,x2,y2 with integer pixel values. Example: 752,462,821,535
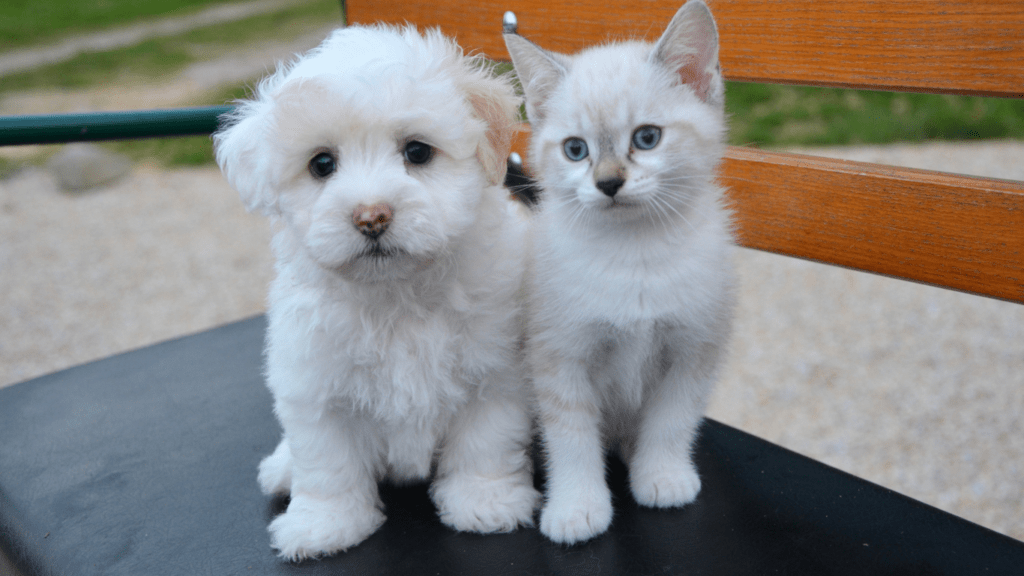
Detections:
1,0,1022,542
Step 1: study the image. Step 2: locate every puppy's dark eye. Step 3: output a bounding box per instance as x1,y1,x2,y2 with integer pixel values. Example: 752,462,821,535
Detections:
563,137,589,162
404,141,433,165
309,152,336,179
631,125,661,150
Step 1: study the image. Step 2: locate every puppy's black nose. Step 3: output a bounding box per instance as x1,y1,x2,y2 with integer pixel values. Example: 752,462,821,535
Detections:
353,203,393,239
595,177,625,197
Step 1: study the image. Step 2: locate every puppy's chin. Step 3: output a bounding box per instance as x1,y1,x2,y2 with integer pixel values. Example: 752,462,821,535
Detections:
323,247,435,284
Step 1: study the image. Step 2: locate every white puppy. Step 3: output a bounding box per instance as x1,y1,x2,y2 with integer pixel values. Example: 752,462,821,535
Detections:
214,25,539,560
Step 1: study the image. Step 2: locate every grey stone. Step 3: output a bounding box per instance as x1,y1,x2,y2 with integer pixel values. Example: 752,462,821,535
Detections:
48,143,132,191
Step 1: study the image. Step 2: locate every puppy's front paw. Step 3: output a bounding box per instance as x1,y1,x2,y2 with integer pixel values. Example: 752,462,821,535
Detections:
258,442,292,495
630,461,701,508
269,495,385,561
432,473,540,533
539,485,612,545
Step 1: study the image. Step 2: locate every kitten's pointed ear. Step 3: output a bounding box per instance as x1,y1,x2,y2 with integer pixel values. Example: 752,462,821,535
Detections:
504,33,568,124
651,0,723,106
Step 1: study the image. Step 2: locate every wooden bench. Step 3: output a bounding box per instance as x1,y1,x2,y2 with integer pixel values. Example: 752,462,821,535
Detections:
1,0,1022,574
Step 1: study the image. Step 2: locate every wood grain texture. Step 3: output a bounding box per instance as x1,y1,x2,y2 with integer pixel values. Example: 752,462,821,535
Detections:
350,0,1024,97
721,148,1024,303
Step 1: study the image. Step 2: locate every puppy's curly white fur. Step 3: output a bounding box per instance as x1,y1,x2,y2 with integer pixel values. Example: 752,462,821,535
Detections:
214,25,538,560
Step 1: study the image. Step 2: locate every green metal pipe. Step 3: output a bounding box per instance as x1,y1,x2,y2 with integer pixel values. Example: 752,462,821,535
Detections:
0,106,235,146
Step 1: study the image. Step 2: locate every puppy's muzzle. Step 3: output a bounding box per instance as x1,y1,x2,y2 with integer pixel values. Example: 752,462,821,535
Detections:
353,203,393,240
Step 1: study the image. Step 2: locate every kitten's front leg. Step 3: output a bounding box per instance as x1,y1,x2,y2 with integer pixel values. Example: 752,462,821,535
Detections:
628,344,718,508
268,400,385,561
534,353,612,544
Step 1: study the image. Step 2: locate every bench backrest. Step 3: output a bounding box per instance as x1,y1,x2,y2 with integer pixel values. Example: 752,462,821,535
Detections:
350,0,1024,304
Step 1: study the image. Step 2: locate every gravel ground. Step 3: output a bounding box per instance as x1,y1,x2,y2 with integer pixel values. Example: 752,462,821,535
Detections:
0,0,319,77
0,163,273,385
2,141,1022,542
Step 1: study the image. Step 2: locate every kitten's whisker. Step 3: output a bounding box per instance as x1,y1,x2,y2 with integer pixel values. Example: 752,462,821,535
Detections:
655,194,696,230
563,198,590,230
648,192,699,234
540,190,585,214
659,196,715,223
641,196,670,230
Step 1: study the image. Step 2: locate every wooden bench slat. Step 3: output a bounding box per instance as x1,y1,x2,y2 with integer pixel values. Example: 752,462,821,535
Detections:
722,147,1024,304
350,0,1024,98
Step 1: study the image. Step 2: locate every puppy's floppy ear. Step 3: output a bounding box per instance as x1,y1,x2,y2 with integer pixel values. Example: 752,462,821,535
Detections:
457,68,522,187
213,101,280,216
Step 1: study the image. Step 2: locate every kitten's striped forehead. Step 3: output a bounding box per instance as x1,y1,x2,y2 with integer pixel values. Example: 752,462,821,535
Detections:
551,42,676,144
539,39,719,154
596,131,618,157
568,43,654,117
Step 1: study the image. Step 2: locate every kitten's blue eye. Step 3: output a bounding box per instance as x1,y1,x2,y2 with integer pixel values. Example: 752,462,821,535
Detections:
309,151,336,178
632,125,662,150
563,138,589,162
404,140,434,165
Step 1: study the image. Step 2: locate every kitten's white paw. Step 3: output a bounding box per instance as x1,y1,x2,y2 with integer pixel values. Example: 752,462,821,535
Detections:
432,474,540,533
630,462,701,508
539,486,613,545
269,495,385,561
258,443,292,495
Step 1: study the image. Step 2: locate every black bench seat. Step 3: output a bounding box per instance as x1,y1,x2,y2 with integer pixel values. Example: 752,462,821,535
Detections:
2,317,1022,575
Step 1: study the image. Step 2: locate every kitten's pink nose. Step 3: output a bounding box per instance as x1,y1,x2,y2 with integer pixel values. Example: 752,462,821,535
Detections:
594,160,626,197
353,203,393,239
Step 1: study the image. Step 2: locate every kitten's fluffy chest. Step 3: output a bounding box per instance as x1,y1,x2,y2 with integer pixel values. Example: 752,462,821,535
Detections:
531,205,732,327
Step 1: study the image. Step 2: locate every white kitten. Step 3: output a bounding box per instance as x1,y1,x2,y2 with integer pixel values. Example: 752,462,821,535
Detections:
215,25,539,560
505,0,735,544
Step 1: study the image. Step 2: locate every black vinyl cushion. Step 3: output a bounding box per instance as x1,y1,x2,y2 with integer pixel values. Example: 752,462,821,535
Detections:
1,316,1022,575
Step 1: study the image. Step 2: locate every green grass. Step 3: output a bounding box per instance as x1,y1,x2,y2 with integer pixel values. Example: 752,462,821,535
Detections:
726,82,1024,147
87,80,1024,168
0,156,19,179
0,0,342,95
2,41,195,93
0,0,339,172
0,82,254,172
103,134,219,166
1,0,257,50
101,83,254,166
3,2,1021,170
